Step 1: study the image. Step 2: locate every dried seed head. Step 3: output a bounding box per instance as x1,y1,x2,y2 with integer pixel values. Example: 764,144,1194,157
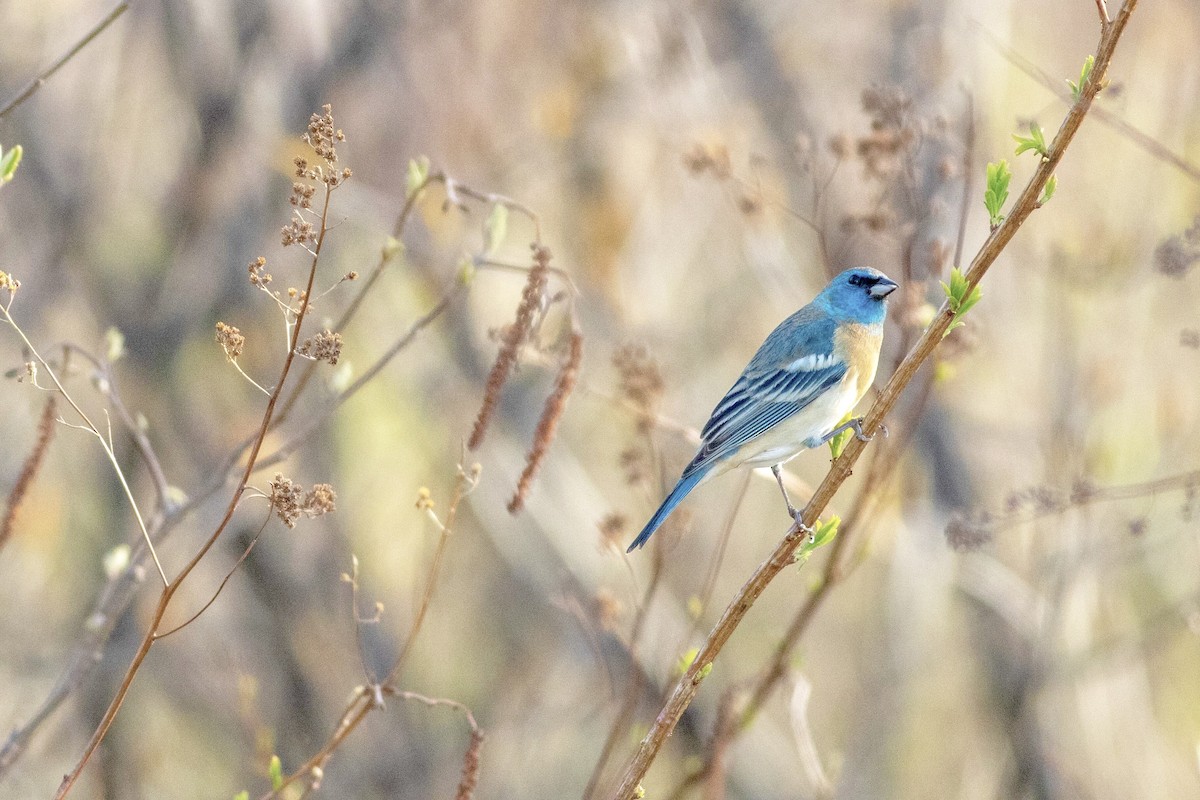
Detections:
303,483,337,518
215,322,245,361
0,269,19,295
304,104,341,166
269,474,336,528
508,330,583,513
454,728,484,800
612,342,664,431
248,257,272,287
298,329,343,365
416,486,435,511
1154,216,1200,278
467,244,551,451
281,215,317,247
681,141,731,179
289,182,316,209
944,513,992,552
269,474,305,528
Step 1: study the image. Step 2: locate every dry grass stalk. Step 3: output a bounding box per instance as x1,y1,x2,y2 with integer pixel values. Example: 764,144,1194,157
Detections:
467,243,550,450
508,328,583,513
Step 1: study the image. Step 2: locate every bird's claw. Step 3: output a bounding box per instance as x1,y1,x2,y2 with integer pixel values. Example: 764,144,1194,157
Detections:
850,418,888,443
792,510,815,539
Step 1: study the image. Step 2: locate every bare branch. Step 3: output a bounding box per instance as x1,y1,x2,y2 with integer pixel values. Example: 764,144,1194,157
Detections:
0,2,129,120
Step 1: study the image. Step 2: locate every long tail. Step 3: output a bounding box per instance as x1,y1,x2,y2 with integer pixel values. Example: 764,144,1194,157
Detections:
626,467,709,552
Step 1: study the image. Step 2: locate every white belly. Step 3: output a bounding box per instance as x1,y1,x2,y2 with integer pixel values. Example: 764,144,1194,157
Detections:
728,368,863,469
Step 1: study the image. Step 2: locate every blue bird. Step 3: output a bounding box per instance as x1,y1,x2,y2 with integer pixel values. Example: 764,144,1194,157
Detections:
627,267,898,552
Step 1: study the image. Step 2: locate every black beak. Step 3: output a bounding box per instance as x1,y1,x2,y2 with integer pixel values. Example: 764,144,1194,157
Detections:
869,277,899,299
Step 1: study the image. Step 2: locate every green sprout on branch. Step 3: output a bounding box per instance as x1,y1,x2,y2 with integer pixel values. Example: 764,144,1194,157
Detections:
405,155,430,198
941,267,983,337
1039,174,1058,207
794,515,840,567
984,159,1011,230
1068,54,1096,102
1013,121,1049,159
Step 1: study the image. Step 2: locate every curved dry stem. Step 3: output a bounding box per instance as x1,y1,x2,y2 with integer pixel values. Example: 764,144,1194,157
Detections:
154,506,272,640
1,306,167,585
54,179,337,799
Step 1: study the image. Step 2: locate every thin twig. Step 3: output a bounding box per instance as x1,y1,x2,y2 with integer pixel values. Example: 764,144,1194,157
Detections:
973,19,1200,184
263,462,480,797
383,462,477,686
0,1,129,120
153,507,272,640
64,344,173,509
55,173,338,800
2,167,462,782
1,305,168,585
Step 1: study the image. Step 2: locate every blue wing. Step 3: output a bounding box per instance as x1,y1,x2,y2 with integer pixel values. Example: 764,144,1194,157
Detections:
682,306,846,479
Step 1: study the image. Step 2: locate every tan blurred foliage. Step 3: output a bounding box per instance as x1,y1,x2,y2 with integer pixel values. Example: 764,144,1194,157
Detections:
1,0,1199,798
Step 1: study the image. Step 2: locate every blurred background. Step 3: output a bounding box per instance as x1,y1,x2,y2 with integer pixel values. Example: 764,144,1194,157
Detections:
1,0,1199,798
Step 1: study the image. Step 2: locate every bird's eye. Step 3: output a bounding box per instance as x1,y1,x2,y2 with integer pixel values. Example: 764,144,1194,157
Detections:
848,275,862,286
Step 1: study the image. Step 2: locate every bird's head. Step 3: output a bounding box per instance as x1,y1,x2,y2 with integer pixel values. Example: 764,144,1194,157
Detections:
816,267,898,324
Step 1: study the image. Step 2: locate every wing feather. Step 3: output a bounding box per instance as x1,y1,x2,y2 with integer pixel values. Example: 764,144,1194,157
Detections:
686,359,845,477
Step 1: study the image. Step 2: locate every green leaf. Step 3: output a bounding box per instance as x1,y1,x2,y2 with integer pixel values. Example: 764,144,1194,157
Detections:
1040,174,1058,205
483,202,508,255
1068,54,1095,102
269,755,284,791
405,156,430,199
827,412,854,459
794,515,840,567
984,160,1011,229
233,793,250,800
0,143,22,185
939,267,982,337
1012,121,1048,158
942,319,966,339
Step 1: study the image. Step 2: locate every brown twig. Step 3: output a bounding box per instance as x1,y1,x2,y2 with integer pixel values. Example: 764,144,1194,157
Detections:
0,2,129,121
263,464,480,797
384,461,477,686
153,507,273,640
55,149,340,798
606,4,1140,796
973,19,1200,185
0,166,546,781
949,468,1200,544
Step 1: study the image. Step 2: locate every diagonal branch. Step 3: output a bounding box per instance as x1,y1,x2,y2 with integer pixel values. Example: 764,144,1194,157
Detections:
605,2,1140,797
0,2,129,120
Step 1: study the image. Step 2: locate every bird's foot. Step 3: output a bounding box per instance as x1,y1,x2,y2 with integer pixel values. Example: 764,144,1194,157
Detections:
838,417,889,443
787,510,816,534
